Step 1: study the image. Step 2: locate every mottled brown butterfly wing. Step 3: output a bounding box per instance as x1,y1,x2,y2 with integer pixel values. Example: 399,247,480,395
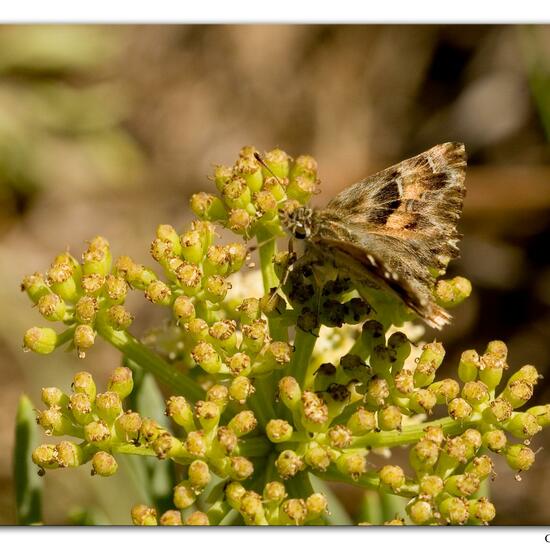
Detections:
308,142,467,329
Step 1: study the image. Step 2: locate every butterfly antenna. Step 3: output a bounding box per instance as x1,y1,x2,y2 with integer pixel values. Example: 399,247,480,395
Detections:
254,152,284,186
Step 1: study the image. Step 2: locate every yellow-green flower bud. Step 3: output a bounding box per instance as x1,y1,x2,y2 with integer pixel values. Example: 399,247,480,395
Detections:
185,511,210,526
328,425,353,449
263,148,290,180
23,327,58,355
504,412,542,439
509,364,540,386
179,229,203,264
410,439,439,473
228,410,257,437
465,455,493,480
195,400,221,432
444,473,480,497
228,457,254,481
81,273,105,296
68,392,94,425
304,444,331,472
204,275,231,303
281,499,308,526
461,380,489,407
104,274,128,304
419,475,444,498
95,391,123,425
56,441,83,468
435,276,471,308
84,420,111,446
175,263,203,297
438,497,469,525
527,404,550,428
188,460,211,490
41,387,69,408
173,482,196,509
263,481,286,505
226,242,248,273
190,192,227,221
206,385,229,411
301,391,329,428
479,352,504,390
229,376,255,404
235,155,263,193
153,433,184,460
379,465,405,492
82,236,111,276
21,273,49,304
185,431,207,457
429,378,460,404
414,342,445,387
336,452,367,479
107,366,133,399
91,451,118,477
186,318,209,340
165,395,195,432
378,405,403,431
73,324,96,358
115,411,142,442
209,320,238,352
140,418,164,443
501,380,533,409
241,319,268,356
276,450,304,479
254,190,278,219
159,510,183,526
72,371,96,401
47,262,79,302
505,444,535,472
216,427,238,455
407,499,434,525
74,296,98,324
394,369,415,395
448,397,473,420
131,504,157,525
192,341,223,374
106,305,134,331
266,419,293,443
37,293,67,322
347,407,377,435
222,177,252,210
214,164,233,192
482,429,507,452
32,444,59,471
468,498,496,524
37,407,73,436
240,491,266,525
409,388,437,414
145,280,172,306
458,349,480,382
365,376,390,408
172,296,195,325
306,493,327,519
225,481,246,509
228,208,252,235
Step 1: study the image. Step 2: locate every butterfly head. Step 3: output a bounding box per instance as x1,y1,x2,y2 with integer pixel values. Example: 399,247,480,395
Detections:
279,203,314,240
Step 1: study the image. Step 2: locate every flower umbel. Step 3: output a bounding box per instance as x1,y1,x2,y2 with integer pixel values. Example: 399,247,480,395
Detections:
20,146,550,525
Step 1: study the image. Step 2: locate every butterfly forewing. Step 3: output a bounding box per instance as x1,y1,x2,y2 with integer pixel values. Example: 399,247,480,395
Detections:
307,142,467,329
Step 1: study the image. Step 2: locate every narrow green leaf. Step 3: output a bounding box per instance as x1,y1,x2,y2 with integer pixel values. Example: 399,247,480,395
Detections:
13,394,42,525
125,364,174,511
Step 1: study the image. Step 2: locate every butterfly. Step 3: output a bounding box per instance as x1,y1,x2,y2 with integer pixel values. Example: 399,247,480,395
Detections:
278,142,467,329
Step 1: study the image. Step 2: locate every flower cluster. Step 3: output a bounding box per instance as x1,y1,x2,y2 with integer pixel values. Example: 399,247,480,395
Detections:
20,146,550,525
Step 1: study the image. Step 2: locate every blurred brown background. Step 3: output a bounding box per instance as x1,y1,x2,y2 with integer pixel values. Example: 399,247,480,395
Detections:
0,24,549,525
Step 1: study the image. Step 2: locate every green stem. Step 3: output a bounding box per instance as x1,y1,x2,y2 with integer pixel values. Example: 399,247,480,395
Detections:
56,327,75,348
96,315,204,402
289,329,318,389
317,466,418,499
112,443,157,457
350,413,481,449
